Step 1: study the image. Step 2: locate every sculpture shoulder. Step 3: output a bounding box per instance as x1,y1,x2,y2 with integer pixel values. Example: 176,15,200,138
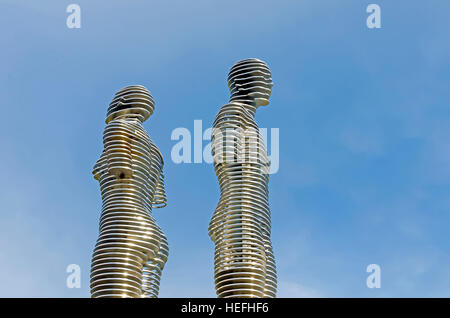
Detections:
213,103,252,129
104,119,153,142
103,119,137,141
104,119,163,164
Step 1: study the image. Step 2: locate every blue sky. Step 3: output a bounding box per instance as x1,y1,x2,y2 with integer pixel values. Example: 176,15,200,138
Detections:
1,0,449,297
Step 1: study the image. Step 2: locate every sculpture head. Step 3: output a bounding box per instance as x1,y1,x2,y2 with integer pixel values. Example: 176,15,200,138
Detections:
228,58,273,108
105,85,155,124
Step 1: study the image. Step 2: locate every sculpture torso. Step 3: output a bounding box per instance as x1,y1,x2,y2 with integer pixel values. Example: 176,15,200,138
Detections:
91,118,168,298
209,102,277,298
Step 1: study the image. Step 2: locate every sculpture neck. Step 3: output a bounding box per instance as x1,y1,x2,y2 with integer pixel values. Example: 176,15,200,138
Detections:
229,97,257,116
114,113,144,123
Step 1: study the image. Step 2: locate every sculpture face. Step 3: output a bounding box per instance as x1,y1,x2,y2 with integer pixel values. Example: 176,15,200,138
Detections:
228,58,273,107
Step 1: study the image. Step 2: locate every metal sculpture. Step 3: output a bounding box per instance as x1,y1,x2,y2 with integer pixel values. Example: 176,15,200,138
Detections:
91,85,168,298
209,58,277,298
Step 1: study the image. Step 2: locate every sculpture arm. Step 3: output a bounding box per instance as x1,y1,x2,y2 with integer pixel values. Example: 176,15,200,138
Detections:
209,104,245,241
211,104,245,166
92,150,106,181
103,120,133,179
152,169,167,209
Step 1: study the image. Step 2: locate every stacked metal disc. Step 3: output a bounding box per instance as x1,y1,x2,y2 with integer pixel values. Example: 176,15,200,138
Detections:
91,85,168,298
209,59,277,298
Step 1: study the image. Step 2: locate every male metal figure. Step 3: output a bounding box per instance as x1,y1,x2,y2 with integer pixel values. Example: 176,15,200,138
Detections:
209,59,277,298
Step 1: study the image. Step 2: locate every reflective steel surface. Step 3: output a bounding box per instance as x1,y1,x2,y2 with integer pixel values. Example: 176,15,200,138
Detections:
209,59,277,298
91,85,168,298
